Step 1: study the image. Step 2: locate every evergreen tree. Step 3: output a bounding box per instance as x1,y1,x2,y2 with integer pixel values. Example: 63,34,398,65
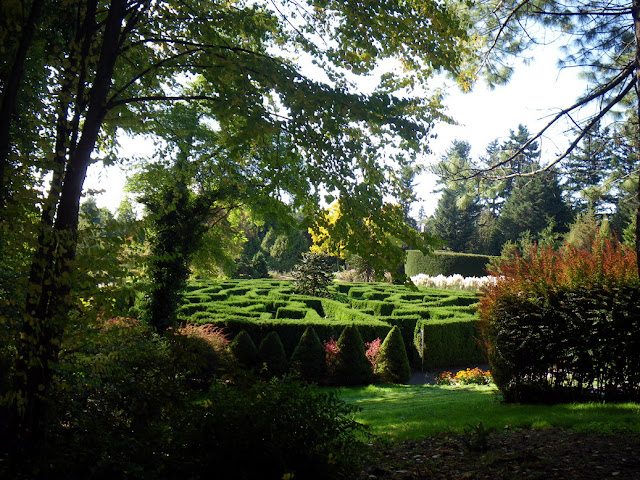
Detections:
561,123,618,213
398,164,420,229
290,326,327,383
257,331,288,378
333,325,373,386
429,189,481,252
229,330,259,368
496,170,571,247
374,326,411,384
430,141,481,252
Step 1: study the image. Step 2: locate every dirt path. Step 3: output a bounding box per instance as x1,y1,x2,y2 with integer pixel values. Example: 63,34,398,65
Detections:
360,428,640,479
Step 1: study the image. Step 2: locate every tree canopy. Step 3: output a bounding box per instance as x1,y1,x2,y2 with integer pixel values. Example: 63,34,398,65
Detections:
1,0,476,447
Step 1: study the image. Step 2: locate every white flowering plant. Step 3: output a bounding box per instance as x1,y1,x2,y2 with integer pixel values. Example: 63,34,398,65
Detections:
410,274,497,291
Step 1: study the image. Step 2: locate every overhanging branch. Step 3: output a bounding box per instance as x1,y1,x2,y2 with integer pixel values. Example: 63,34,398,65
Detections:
107,94,221,108
462,61,636,180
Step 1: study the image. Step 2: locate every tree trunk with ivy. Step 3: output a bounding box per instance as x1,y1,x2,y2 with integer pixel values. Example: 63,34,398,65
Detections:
8,0,128,448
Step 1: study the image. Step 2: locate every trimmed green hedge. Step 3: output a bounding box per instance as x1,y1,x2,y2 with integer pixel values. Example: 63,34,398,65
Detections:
179,279,484,369
349,299,395,316
484,285,640,403
405,250,495,277
200,316,390,357
413,317,486,369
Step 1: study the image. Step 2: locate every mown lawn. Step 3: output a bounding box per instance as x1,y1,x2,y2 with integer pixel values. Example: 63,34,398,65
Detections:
325,384,640,441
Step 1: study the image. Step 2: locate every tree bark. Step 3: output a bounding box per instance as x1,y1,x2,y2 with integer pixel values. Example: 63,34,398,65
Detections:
9,0,130,449
0,0,44,207
633,0,640,277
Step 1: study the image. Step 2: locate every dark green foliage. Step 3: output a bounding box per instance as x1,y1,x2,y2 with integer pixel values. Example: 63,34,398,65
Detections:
229,330,259,368
172,378,368,480
275,306,308,319
16,318,193,479
170,329,229,389
257,331,288,377
495,170,571,247
293,252,334,297
350,299,395,316
428,141,481,253
251,252,270,278
289,326,327,383
375,326,411,384
414,318,487,369
484,286,640,403
347,254,377,282
4,319,366,479
333,325,373,386
267,230,310,272
179,279,484,370
430,188,481,253
405,250,495,277
379,315,421,364
141,157,214,332
479,240,640,403
234,252,270,279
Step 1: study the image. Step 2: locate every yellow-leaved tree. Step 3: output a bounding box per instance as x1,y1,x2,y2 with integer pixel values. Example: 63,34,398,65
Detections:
309,198,442,281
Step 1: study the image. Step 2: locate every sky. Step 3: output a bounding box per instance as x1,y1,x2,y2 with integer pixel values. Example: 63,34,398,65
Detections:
415,42,589,216
85,43,589,217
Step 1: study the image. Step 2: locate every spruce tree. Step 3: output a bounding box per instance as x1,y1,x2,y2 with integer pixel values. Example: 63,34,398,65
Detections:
496,169,571,248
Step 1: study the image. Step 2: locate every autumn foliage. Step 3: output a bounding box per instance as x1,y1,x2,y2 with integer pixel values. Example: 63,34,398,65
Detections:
478,236,640,403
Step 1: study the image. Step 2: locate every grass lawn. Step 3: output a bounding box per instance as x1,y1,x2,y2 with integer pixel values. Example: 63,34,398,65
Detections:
325,384,640,441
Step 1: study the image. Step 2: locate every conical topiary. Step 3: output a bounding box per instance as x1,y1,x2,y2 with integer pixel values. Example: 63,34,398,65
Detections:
375,326,411,384
257,331,288,377
289,326,327,383
333,325,373,386
229,330,258,368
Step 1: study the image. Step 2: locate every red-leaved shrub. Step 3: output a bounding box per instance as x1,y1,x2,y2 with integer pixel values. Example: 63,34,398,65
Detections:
364,338,381,367
479,235,640,403
324,337,340,375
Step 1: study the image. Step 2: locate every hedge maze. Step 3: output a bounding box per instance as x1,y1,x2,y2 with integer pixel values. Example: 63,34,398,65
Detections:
179,279,486,369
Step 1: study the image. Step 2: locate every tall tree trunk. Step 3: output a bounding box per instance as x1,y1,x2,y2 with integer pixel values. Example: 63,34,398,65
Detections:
0,0,44,207
8,0,128,449
633,0,640,277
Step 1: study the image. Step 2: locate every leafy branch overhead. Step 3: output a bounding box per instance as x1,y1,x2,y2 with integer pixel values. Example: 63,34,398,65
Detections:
447,0,640,183
2,0,476,446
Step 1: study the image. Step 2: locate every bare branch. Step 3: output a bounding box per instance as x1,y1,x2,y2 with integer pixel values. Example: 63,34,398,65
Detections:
480,0,533,73
107,47,205,107
483,76,637,181
108,94,221,108
464,61,636,179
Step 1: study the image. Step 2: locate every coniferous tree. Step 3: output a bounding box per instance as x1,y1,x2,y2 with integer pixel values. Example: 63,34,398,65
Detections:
229,330,259,368
290,326,327,383
561,123,619,214
258,331,288,378
374,326,411,384
429,140,481,252
333,325,373,386
496,170,571,247
430,189,481,252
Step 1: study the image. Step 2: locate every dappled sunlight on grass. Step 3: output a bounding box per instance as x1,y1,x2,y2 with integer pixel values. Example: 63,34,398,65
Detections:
325,384,640,442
